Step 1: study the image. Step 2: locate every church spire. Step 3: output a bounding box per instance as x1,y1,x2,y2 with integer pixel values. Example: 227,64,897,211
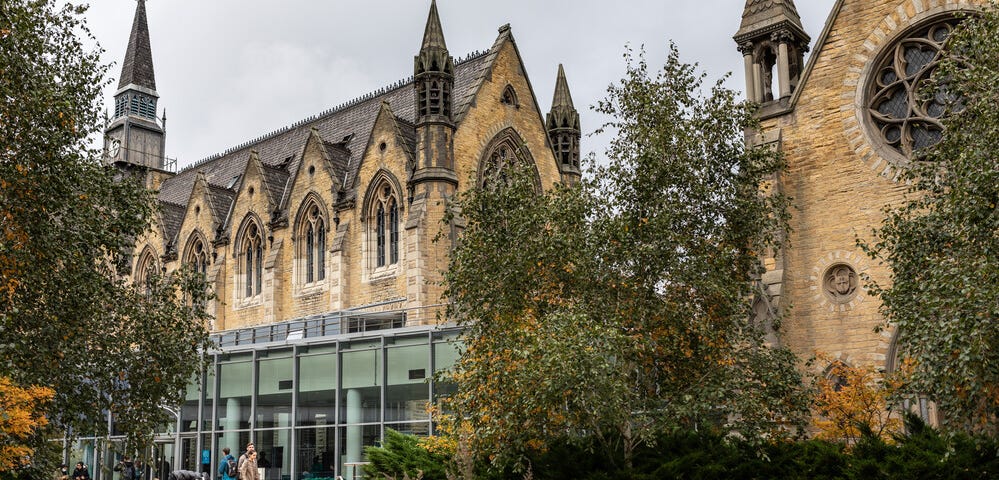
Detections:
733,0,810,104
105,0,165,171
547,64,581,185
118,0,156,92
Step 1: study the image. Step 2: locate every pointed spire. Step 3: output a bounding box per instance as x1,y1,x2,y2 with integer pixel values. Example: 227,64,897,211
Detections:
118,0,156,91
421,0,448,51
551,64,575,110
735,0,806,41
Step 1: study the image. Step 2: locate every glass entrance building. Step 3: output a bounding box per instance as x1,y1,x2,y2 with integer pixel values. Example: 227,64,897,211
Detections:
68,308,461,480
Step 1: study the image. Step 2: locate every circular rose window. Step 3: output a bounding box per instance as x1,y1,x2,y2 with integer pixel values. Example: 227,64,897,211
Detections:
866,16,962,160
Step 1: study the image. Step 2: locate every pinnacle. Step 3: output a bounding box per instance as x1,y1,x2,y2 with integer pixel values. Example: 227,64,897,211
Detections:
735,0,807,41
420,0,448,52
551,64,575,110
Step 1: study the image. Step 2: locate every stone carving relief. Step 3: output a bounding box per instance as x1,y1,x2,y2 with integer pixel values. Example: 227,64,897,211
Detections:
823,263,858,304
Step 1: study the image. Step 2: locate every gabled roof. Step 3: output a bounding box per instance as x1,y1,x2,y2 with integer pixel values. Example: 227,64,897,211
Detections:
157,50,494,212
119,0,156,91
159,201,185,253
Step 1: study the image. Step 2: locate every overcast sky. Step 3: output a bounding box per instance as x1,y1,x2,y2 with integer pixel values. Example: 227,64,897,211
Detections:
83,0,837,170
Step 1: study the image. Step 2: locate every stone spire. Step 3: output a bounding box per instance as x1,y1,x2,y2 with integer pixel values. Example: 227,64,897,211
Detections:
733,0,810,104
411,0,456,188
547,64,581,184
420,0,448,52
118,0,156,91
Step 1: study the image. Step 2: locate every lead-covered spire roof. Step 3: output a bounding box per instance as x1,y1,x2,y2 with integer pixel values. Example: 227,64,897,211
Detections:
420,0,448,52
119,0,156,91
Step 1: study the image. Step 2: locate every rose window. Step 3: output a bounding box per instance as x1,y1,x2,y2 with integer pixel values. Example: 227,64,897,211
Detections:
866,17,961,159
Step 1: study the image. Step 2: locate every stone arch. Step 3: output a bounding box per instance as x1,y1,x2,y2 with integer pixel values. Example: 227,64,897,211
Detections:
362,170,403,272
183,229,211,276
234,213,265,299
294,192,329,286
476,127,541,190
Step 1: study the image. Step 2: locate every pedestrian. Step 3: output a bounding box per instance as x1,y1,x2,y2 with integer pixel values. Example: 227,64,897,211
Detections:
217,447,237,480
238,451,258,480
236,442,254,475
114,455,137,480
53,463,69,480
71,462,91,480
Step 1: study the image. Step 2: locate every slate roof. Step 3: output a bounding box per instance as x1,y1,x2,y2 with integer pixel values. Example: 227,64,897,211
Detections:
159,202,185,251
156,46,496,246
119,0,156,91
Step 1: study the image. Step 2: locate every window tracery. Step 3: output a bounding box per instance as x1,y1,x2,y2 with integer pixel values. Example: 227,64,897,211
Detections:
185,234,209,277
866,17,962,159
134,247,158,295
479,129,540,190
238,218,264,299
368,179,400,271
298,199,327,286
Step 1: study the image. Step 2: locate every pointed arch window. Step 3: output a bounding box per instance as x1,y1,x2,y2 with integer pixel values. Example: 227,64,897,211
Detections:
239,219,264,299
134,247,158,296
298,199,327,286
479,129,541,191
185,234,209,277
368,179,400,272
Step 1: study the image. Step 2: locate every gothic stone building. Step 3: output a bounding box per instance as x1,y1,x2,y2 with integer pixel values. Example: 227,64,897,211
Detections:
738,0,985,419
94,1,580,478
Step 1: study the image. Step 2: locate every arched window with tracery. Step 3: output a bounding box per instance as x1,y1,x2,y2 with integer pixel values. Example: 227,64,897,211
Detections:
185,233,209,277
134,247,158,295
238,217,264,299
366,175,400,272
297,198,327,286
479,128,541,190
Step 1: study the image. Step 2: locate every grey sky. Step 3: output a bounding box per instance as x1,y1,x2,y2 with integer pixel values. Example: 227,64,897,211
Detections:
84,1,837,170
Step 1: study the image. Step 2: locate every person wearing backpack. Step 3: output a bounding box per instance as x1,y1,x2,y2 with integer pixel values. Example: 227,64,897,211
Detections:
217,447,237,480
113,456,136,480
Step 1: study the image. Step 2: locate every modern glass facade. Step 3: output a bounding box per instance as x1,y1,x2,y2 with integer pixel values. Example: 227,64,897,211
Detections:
70,321,461,480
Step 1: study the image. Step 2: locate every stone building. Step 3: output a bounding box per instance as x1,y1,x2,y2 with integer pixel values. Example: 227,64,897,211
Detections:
89,1,580,478
738,0,985,420
79,0,986,477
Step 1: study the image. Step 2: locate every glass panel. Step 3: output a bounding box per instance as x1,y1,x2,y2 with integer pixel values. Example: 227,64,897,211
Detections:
257,354,293,429
152,442,174,480
199,433,212,477
298,351,337,426
339,425,380,480
69,439,97,479
340,346,381,424
386,344,430,422
217,431,251,471
218,357,253,430
202,364,216,431
180,436,198,472
181,374,200,432
385,422,430,437
433,339,461,373
296,427,337,480
256,428,293,480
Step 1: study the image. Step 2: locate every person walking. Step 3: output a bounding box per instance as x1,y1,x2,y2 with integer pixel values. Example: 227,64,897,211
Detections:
236,442,254,476
217,447,237,480
238,451,259,480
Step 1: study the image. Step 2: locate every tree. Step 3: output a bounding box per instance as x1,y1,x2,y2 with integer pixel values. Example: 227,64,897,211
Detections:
0,0,213,471
812,356,903,444
0,377,54,471
441,44,811,473
862,5,999,434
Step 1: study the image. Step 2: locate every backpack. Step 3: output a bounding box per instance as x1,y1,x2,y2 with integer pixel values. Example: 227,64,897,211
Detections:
226,457,238,478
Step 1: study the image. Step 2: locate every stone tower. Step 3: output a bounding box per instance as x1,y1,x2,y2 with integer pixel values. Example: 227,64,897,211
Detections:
104,0,166,173
546,64,581,185
734,0,810,107
405,0,458,322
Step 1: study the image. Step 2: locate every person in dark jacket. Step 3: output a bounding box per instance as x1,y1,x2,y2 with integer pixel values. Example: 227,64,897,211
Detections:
70,462,91,480
114,455,137,480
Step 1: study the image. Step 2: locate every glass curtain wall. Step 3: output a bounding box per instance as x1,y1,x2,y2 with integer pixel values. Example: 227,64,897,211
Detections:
130,327,463,480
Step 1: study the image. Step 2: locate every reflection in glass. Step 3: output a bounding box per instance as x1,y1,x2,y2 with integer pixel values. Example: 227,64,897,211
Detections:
298,349,337,427
386,344,430,422
257,353,293,429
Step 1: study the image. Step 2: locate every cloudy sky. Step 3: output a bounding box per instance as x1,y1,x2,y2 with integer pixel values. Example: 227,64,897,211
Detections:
83,0,837,170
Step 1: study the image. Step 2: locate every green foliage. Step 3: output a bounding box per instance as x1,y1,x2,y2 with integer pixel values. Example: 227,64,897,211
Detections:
0,0,213,472
441,43,810,474
862,4,999,433
364,429,449,480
